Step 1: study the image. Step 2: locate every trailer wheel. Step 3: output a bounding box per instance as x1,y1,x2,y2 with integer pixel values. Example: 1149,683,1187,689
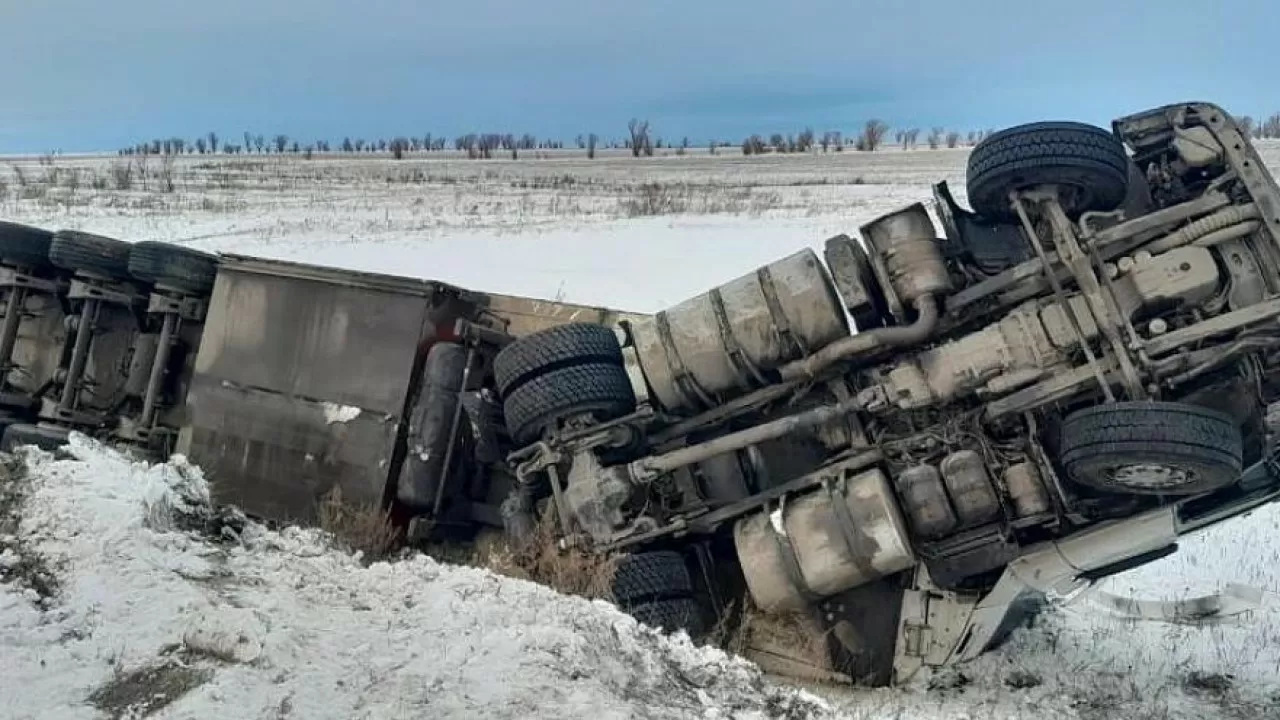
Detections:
501,363,635,446
610,551,694,603
1060,401,1242,495
0,222,54,270
610,551,704,637
629,597,706,637
967,121,1129,220
128,241,219,295
493,323,625,396
49,231,134,281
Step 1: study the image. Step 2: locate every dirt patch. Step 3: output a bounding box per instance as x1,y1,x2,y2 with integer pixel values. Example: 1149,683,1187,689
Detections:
88,660,213,719
1184,670,1235,695
0,452,61,606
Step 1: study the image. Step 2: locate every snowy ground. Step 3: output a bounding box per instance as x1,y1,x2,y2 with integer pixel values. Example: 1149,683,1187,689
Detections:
4,146,1280,718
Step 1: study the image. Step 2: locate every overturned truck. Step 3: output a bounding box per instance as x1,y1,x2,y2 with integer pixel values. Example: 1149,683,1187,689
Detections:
3,101,1280,685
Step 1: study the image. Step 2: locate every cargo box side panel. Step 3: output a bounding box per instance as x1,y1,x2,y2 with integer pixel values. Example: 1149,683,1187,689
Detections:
187,377,398,521
181,266,435,522
193,270,432,413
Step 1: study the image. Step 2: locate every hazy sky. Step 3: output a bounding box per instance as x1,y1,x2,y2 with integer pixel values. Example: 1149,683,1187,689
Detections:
1,0,1275,152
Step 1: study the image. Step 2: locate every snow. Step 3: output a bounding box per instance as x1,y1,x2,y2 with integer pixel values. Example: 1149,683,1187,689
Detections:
321,402,361,425
0,438,832,719
5,144,1280,718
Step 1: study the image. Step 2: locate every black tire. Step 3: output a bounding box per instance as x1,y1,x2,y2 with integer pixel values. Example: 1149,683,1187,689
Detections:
128,241,218,295
0,222,54,270
502,363,635,446
1,423,71,453
49,230,133,281
629,598,706,636
1060,401,1242,495
610,551,694,604
967,122,1129,220
493,323,623,396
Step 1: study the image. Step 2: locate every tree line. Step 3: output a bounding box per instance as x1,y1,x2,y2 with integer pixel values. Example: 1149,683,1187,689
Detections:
117,112,1280,161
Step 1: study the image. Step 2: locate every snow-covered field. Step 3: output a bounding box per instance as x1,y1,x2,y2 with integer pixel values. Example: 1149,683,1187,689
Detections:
4,146,1280,718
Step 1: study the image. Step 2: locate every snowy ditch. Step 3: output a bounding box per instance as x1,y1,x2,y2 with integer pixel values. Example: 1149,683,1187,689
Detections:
3,435,1280,719
0,436,831,719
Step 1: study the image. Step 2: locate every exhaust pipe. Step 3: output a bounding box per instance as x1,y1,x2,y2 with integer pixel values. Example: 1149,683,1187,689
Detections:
778,293,940,381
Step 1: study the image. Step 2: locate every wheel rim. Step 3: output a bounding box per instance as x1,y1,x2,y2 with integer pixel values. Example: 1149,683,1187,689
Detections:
1107,463,1194,490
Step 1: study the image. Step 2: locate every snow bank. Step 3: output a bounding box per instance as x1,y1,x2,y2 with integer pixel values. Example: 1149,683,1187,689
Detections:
0,437,830,719
5,436,1280,720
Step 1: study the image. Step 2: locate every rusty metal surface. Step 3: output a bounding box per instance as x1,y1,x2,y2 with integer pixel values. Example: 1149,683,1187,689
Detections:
478,291,646,338
630,249,848,413
7,289,65,399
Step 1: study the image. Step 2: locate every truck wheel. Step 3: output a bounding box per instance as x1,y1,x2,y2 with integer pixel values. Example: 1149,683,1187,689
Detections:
610,551,704,636
501,363,635,446
128,241,219,295
1060,401,1242,495
493,323,624,395
0,222,54,270
49,231,133,281
629,598,706,636
967,122,1129,220
610,551,694,602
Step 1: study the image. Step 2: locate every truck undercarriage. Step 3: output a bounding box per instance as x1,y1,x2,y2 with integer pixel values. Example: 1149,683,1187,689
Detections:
1,101,1278,686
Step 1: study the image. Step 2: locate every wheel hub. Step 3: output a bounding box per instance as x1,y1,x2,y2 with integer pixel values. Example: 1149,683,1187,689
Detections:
1109,463,1192,490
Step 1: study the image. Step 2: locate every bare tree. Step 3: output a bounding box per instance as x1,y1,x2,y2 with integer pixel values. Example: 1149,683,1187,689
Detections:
928,127,944,150
627,119,651,158
895,130,904,146
274,134,288,153
770,133,786,153
1238,116,1256,139
742,135,766,155
854,120,889,151
194,137,207,154
967,131,977,145
797,127,815,152
390,137,409,159
207,132,219,154
1263,114,1280,139
946,131,961,149
903,129,920,149
587,132,598,159
244,131,253,153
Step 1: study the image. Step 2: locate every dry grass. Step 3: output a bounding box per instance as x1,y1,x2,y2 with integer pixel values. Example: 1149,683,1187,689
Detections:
427,513,620,602
479,515,621,601
315,486,400,562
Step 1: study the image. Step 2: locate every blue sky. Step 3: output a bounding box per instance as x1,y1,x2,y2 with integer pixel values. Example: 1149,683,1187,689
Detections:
1,0,1276,153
